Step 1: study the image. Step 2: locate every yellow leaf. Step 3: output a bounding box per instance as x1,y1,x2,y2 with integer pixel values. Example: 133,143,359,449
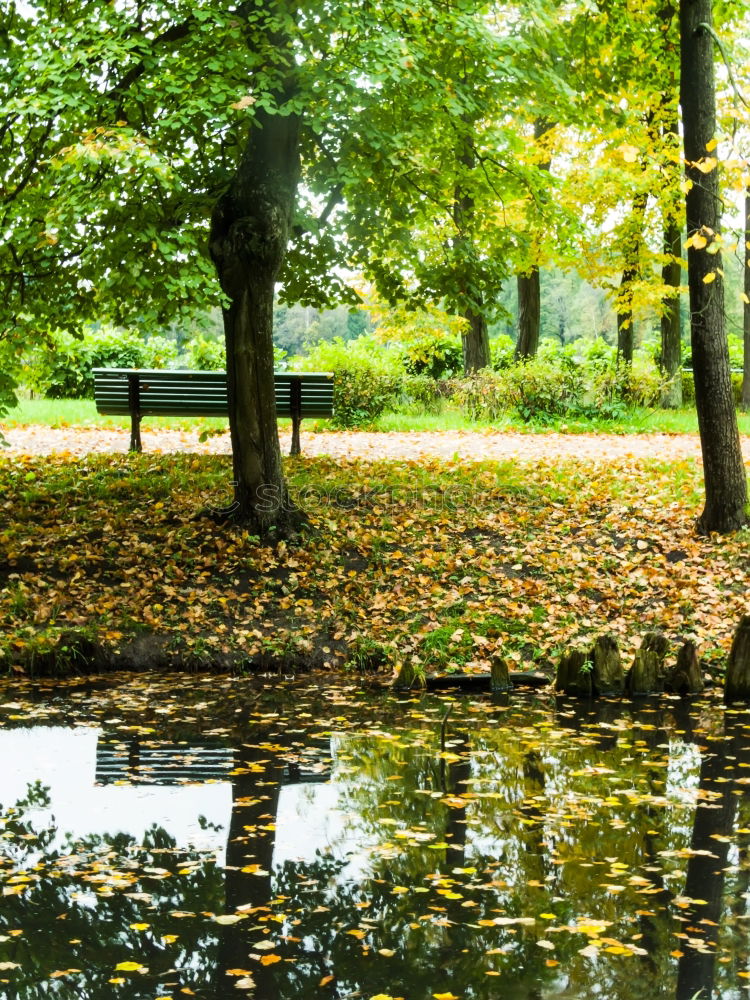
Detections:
696,156,717,173
226,970,253,977
129,922,150,931
114,961,148,973
259,954,282,966
162,934,179,944
319,975,335,986
703,272,717,284
680,179,693,194
706,138,718,152
691,233,708,249
619,144,639,163
347,929,367,939
433,993,460,1000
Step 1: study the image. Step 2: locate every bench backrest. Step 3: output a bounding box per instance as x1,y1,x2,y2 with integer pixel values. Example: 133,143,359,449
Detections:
93,368,334,418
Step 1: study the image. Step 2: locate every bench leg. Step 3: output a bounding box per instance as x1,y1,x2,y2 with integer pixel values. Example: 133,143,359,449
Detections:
130,413,142,453
290,414,301,457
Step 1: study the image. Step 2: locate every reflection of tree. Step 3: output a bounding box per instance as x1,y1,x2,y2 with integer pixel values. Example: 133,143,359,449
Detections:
0,783,224,999
214,736,285,1000
674,732,737,1000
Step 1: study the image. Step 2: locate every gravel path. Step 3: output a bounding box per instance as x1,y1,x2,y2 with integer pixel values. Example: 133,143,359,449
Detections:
3,424,745,463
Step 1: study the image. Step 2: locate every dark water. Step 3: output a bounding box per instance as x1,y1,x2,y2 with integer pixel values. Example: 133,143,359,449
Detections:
0,674,749,999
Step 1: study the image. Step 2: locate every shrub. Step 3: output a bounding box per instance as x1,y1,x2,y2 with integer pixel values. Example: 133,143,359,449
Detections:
294,335,403,427
489,334,516,370
401,374,451,415
142,335,179,369
454,346,664,424
36,328,152,398
182,336,225,371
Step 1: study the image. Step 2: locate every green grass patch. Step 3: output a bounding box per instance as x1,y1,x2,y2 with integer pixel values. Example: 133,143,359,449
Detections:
9,395,750,437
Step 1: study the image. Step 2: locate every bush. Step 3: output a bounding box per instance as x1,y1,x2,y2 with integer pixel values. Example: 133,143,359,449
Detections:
682,370,745,406
182,336,225,371
454,345,664,424
34,328,156,399
294,335,403,427
401,374,451,415
489,334,516,370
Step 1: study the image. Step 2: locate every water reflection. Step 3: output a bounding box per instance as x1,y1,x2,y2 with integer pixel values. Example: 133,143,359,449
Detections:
0,684,748,999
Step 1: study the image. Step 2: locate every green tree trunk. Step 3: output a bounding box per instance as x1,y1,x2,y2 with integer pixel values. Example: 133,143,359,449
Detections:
454,118,490,374
679,0,747,534
660,216,683,407
210,101,304,535
742,191,750,410
515,120,552,361
616,191,649,365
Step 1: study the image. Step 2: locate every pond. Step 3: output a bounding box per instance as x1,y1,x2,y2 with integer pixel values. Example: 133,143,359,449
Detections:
0,673,748,1000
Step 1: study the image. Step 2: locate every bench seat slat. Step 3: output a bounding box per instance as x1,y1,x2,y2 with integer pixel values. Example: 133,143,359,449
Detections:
92,369,334,451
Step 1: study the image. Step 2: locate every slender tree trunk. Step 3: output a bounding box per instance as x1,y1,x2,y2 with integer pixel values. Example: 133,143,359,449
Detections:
680,0,747,533
616,190,649,365
210,99,304,535
515,269,541,360
742,190,750,410
515,120,552,361
660,216,683,407
657,3,683,408
454,119,490,374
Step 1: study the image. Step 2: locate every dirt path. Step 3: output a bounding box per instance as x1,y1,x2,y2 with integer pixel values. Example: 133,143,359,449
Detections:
4,424,745,463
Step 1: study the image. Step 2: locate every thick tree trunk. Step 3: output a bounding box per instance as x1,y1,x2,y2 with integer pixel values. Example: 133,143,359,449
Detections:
742,191,750,410
462,306,490,372
680,0,747,534
515,268,541,360
660,216,683,407
210,101,305,536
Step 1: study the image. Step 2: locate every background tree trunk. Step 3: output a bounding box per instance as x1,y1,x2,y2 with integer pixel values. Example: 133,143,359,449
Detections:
616,191,649,366
515,268,541,360
660,216,683,407
679,0,747,534
462,306,490,373
210,99,304,535
454,117,490,374
515,120,552,361
742,190,750,410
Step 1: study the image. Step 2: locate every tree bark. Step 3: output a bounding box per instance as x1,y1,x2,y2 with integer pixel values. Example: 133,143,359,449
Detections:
208,6,304,535
679,0,748,534
515,121,552,361
660,216,683,407
616,191,649,366
742,190,750,410
515,268,541,360
210,101,304,534
462,306,490,373
454,118,490,374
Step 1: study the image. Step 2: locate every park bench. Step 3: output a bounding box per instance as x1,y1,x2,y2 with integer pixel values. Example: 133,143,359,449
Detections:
92,368,334,456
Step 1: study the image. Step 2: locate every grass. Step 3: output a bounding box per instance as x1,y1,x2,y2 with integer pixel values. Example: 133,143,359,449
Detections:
6,394,750,436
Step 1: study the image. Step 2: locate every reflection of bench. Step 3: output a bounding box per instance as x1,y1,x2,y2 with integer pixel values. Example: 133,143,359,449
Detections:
95,738,332,787
92,368,334,456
